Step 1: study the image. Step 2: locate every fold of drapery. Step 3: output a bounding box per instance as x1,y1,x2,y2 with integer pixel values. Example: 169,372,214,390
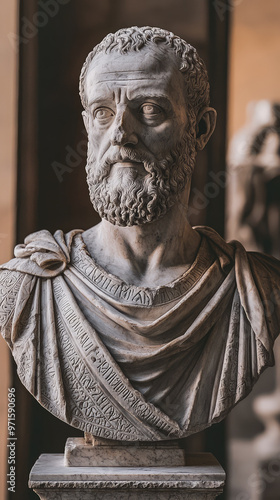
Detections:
1,229,82,277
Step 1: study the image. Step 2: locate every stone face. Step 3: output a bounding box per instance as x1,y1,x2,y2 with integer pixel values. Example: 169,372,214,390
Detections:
30,453,225,499
1,27,280,443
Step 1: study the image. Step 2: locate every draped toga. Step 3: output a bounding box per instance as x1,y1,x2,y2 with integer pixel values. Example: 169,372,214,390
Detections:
0,226,279,441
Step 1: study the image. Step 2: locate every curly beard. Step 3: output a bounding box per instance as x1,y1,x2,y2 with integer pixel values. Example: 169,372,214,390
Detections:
86,129,196,227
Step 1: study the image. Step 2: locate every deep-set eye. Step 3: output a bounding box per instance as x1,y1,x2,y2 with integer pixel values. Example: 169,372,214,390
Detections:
94,107,114,122
140,103,162,116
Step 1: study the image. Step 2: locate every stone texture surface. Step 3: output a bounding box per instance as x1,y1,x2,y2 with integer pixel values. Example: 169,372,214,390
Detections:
30,453,225,499
33,490,222,499
65,437,186,467
1,27,280,444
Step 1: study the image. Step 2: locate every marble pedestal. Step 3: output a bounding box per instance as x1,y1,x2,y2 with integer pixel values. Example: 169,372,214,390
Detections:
29,449,225,499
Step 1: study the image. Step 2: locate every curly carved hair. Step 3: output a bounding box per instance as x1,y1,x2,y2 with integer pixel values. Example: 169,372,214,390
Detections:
79,26,210,114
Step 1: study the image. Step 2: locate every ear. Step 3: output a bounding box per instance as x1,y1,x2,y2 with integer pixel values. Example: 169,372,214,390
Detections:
196,107,217,150
82,110,89,133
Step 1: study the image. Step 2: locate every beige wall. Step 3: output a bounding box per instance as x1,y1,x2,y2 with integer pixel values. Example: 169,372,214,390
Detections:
228,0,280,139
0,2,17,499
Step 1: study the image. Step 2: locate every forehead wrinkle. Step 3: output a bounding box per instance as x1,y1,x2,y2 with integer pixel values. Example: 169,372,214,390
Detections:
87,46,180,83
86,61,185,109
99,70,148,75
90,68,168,84
96,77,159,83
88,76,172,98
90,66,163,79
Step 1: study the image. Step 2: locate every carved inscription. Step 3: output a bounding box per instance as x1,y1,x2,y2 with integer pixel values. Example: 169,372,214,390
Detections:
51,277,180,440
0,271,24,328
71,236,219,307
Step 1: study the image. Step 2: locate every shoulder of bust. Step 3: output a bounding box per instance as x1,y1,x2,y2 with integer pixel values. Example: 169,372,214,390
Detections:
0,228,83,278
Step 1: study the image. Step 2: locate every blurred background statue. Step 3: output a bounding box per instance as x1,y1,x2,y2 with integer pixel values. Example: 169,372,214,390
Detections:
227,99,280,500
227,99,280,257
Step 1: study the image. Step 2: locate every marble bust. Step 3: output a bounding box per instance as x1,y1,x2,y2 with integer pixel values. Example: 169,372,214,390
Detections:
1,26,280,442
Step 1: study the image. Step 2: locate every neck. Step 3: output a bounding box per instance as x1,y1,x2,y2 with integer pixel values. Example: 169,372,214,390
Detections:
83,185,201,287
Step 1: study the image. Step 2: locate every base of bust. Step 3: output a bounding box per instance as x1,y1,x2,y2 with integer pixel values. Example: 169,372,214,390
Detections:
29,440,225,499
65,436,187,467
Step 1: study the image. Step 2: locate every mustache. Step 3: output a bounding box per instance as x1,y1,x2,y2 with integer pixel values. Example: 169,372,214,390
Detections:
102,147,156,168
87,147,159,183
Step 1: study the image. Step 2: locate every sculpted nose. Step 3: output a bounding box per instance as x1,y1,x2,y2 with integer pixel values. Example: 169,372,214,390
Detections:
110,110,138,147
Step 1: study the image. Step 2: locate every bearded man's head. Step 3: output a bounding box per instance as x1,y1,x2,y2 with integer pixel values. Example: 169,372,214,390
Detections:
80,26,215,227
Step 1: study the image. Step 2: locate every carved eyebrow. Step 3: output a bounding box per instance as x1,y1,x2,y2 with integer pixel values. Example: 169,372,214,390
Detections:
87,94,172,108
87,96,114,107
129,94,173,107
131,93,169,101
